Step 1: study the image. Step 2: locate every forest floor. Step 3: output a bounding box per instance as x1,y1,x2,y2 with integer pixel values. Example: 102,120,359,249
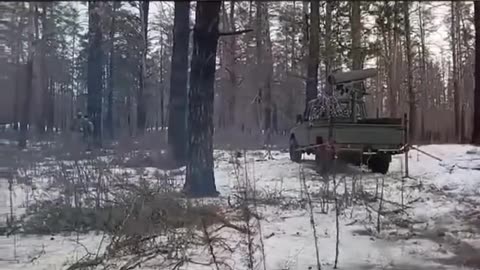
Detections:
0,138,479,270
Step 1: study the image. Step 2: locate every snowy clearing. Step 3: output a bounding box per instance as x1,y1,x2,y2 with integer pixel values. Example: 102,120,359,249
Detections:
0,144,479,270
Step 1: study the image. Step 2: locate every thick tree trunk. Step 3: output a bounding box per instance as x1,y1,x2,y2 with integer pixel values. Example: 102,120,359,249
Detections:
351,1,362,70
472,1,480,145
226,1,237,129
87,1,104,147
254,2,273,145
305,0,319,107
389,1,399,118
40,3,49,134
137,0,149,134
12,3,25,131
13,33,22,131
184,1,221,197
33,3,44,134
262,2,274,137
168,1,190,164
19,3,35,149
106,2,118,139
302,1,309,77
404,1,416,141
325,0,333,94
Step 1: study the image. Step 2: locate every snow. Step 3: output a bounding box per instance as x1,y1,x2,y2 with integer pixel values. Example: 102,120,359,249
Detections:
0,144,480,269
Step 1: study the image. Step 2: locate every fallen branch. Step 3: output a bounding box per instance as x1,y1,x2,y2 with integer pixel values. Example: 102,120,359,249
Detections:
219,29,253,36
67,257,104,270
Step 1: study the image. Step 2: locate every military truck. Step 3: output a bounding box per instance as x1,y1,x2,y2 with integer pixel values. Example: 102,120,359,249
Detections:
289,68,406,174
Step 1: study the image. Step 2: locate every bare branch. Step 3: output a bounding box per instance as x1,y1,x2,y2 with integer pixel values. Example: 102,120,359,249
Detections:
219,29,253,37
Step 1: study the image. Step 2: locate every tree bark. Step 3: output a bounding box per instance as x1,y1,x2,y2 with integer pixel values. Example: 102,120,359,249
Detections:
305,0,319,107
227,1,237,129
159,34,165,130
184,1,221,197
472,1,480,145
18,3,35,149
87,1,104,147
106,2,118,139
351,1,362,70
33,3,44,134
451,1,461,142
389,1,400,118
325,0,334,94
137,0,149,134
418,2,427,141
404,1,416,141
302,1,309,77
168,1,190,164
12,3,25,131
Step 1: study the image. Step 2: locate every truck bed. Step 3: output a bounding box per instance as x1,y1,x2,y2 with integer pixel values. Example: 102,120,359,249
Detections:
308,120,404,152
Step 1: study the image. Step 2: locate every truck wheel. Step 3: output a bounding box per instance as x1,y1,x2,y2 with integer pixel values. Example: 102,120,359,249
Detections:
368,153,391,174
289,138,302,162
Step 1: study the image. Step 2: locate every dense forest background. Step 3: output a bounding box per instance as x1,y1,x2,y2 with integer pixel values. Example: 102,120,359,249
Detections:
0,1,478,145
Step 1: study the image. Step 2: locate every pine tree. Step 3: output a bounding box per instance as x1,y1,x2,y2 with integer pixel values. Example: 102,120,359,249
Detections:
184,1,222,197
87,1,104,147
473,1,480,145
168,1,190,165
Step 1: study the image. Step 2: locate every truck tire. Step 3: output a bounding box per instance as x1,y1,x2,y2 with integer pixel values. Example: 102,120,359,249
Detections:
289,138,302,162
368,153,390,174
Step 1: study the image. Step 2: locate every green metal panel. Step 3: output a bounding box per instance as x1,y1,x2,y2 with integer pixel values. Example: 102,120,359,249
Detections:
307,123,404,149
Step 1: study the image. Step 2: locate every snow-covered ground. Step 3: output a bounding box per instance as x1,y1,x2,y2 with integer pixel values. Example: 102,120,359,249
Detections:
0,145,480,270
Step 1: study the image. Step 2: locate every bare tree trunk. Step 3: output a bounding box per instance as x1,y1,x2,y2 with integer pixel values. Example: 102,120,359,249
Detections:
302,1,309,77
263,3,274,140
87,1,104,147
404,1,416,141
33,3,44,135
19,3,35,149
137,0,149,134
159,35,165,130
419,2,427,141
254,2,274,147
226,1,237,129
305,0,319,107
472,1,480,145
325,0,333,94
168,1,190,164
47,78,54,132
291,1,297,73
389,1,399,118
351,0,362,70
106,2,118,139
45,6,55,133
451,1,461,142
184,1,221,197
